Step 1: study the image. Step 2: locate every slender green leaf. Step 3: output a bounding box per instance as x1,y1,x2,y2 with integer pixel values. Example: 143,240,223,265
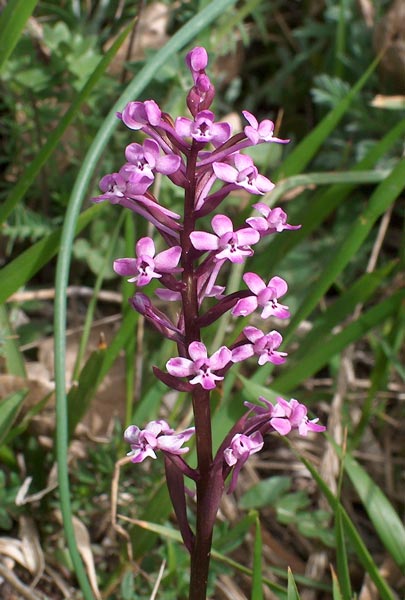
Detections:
0,388,28,445
0,304,26,377
251,515,264,600
330,566,344,600
67,348,106,437
0,0,39,73
296,448,395,600
343,453,405,570
335,506,352,600
287,568,300,600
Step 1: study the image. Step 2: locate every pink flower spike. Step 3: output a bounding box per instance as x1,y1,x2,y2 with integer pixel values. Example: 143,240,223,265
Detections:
190,214,260,264
247,203,301,235
232,273,290,319
224,432,264,493
166,341,232,390
242,111,289,145
213,154,274,195
114,237,182,287
243,326,287,365
124,420,195,463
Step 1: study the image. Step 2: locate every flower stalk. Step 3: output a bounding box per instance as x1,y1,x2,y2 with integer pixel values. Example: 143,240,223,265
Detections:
94,46,325,599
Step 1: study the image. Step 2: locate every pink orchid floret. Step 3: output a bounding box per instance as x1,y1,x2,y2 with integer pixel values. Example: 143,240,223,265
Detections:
125,139,181,179
247,203,301,235
166,341,232,390
213,154,274,195
175,110,231,145
232,327,287,366
114,237,182,287
242,111,289,145
121,99,162,130
190,214,260,263
124,419,195,463
246,396,326,437
224,431,264,493
232,273,290,319
93,171,151,203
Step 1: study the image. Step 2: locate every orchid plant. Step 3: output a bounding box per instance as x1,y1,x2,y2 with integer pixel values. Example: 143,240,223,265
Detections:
93,46,325,599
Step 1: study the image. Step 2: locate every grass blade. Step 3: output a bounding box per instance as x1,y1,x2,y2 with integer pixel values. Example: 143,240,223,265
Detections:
287,568,300,600
0,0,39,73
251,514,264,600
296,447,395,600
0,388,28,444
343,453,405,571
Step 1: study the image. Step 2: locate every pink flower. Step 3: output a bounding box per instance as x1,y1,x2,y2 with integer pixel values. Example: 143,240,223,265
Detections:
124,420,195,463
114,237,182,286
93,171,151,203
232,327,287,366
166,341,232,390
175,110,231,145
242,111,289,145
232,273,290,319
246,396,326,437
190,214,260,263
121,100,162,130
125,138,181,179
186,46,209,76
246,203,301,235
213,154,274,195
224,431,264,493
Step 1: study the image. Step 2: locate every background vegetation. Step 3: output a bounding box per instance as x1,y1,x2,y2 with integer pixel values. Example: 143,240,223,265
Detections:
0,0,404,598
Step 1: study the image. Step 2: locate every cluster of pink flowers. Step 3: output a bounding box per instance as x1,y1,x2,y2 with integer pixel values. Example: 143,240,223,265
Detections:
94,46,324,510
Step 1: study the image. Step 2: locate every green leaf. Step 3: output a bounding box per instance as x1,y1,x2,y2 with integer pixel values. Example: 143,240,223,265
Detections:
67,348,106,437
343,453,405,571
251,515,264,600
296,447,395,600
335,505,352,600
330,566,344,600
0,305,26,377
0,0,39,73
240,476,292,510
0,388,28,445
287,568,301,600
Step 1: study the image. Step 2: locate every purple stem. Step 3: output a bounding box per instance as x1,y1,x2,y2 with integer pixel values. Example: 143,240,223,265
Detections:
180,141,218,600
